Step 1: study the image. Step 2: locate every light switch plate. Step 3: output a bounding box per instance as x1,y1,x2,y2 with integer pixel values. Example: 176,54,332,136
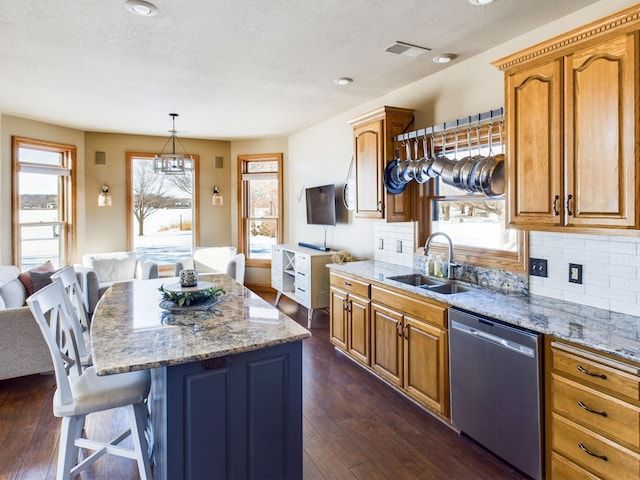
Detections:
378,238,384,250
569,263,583,284
529,258,548,277
396,240,402,253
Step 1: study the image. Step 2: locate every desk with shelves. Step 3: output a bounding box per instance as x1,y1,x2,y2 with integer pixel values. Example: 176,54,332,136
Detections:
271,244,333,328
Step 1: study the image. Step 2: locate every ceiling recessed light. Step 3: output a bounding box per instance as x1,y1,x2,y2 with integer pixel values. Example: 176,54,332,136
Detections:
433,54,457,64
469,0,494,5
124,0,159,16
334,77,353,86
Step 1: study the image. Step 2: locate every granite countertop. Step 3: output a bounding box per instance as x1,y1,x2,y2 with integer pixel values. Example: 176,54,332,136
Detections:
90,274,311,375
329,260,640,364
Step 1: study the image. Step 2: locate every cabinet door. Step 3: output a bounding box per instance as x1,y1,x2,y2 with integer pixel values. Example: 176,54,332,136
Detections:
370,302,403,387
271,247,283,291
329,287,347,350
506,59,563,227
403,316,449,417
347,294,370,366
354,120,384,218
565,34,638,228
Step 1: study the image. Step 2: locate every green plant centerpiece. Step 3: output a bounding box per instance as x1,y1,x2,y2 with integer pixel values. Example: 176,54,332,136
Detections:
159,283,225,307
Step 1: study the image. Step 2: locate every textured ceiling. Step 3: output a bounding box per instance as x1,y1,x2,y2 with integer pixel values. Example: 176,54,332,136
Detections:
0,0,599,139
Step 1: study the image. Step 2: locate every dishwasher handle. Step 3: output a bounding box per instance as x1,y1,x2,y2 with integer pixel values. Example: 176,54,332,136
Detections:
450,320,536,358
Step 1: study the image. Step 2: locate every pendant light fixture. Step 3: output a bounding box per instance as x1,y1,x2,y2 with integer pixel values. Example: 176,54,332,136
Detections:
153,113,194,175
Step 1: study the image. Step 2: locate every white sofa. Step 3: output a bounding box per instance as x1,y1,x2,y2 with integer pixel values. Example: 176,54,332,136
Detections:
0,265,99,380
174,247,245,284
82,251,159,297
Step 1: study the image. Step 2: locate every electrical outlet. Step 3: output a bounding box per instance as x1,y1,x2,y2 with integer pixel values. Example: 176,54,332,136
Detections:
569,263,583,284
396,240,403,253
378,238,384,250
529,258,548,277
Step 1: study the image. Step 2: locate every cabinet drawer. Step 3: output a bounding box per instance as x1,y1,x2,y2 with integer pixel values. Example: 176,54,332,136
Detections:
552,413,640,480
550,451,601,480
551,342,640,401
295,254,310,274
330,273,370,298
371,285,446,329
295,286,311,307
552,373,640,449
295,270,309,289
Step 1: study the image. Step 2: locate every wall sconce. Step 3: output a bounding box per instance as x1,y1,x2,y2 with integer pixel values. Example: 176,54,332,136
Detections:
98,185,112,207
212,186,223,206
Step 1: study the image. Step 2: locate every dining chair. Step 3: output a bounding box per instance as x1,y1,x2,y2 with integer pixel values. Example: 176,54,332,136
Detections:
51,265,92,366
27,282,153,480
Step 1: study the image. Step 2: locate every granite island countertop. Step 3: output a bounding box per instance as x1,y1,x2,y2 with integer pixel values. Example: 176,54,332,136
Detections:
90,274,311,375
329,260,640,364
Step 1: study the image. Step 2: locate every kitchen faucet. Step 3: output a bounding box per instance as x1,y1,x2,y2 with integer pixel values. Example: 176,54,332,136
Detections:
424,232,456,280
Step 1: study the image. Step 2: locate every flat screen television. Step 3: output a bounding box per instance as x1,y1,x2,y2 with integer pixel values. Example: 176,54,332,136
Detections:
305,184,336,226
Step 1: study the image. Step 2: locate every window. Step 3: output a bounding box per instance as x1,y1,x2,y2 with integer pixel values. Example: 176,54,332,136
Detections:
238,153,283,266
12,136,76,269
423,124,527,273
126,152,200,274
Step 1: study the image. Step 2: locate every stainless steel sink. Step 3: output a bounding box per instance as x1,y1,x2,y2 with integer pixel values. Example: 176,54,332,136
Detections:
426,283,472,295
386,274,444,287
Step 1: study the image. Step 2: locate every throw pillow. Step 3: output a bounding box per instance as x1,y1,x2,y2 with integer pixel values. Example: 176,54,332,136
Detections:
18,261,54,295
29,270,58,294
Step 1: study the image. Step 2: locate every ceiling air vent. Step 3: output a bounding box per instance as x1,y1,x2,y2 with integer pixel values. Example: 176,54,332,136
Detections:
384,41,431,58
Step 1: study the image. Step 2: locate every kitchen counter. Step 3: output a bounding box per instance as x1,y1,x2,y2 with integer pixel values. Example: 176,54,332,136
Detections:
329,260,640,364
91,274,311,375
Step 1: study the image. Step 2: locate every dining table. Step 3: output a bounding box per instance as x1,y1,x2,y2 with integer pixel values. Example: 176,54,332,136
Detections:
90,273,311,480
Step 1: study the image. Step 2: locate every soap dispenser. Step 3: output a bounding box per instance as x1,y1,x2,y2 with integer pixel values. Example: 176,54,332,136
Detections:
434,255,443,278
425,254,434,276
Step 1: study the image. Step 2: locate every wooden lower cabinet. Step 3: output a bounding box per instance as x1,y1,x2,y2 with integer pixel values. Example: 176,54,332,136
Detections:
547,338,640,479
329,271,449,418
371,303,403,386
370,285,449,418
329,272,371,365
404,315,448,413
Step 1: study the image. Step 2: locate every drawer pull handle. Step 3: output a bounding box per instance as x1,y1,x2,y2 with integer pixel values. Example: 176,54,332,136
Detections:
396,321,402,336
578,442,607,462
577,365,607,380
577,401,607,417
344,281,352,286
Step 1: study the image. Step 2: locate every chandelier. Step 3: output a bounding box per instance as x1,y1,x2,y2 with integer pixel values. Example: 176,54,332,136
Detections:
154,113,194,175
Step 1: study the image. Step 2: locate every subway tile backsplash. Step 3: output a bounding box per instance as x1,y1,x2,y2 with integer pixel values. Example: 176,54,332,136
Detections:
373,221,415,268
377,224,640,317
529,231,640,316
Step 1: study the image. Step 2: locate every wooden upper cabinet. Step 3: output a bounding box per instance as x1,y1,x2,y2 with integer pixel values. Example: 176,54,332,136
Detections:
565,35,637,228
349,107,415,222
353,121,385,218
495,5,640,232
506,59,563,227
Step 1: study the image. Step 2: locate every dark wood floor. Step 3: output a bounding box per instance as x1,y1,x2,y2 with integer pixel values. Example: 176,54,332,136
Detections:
0,291,530,479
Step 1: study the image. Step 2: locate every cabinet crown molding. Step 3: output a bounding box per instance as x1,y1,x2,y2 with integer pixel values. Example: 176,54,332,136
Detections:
348,106,414,126
493,4,640,71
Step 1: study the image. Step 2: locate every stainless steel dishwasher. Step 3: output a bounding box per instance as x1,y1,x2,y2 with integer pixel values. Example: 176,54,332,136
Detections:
449,308,543,480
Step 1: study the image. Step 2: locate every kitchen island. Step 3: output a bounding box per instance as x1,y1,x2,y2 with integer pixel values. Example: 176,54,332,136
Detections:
90,274,311,480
